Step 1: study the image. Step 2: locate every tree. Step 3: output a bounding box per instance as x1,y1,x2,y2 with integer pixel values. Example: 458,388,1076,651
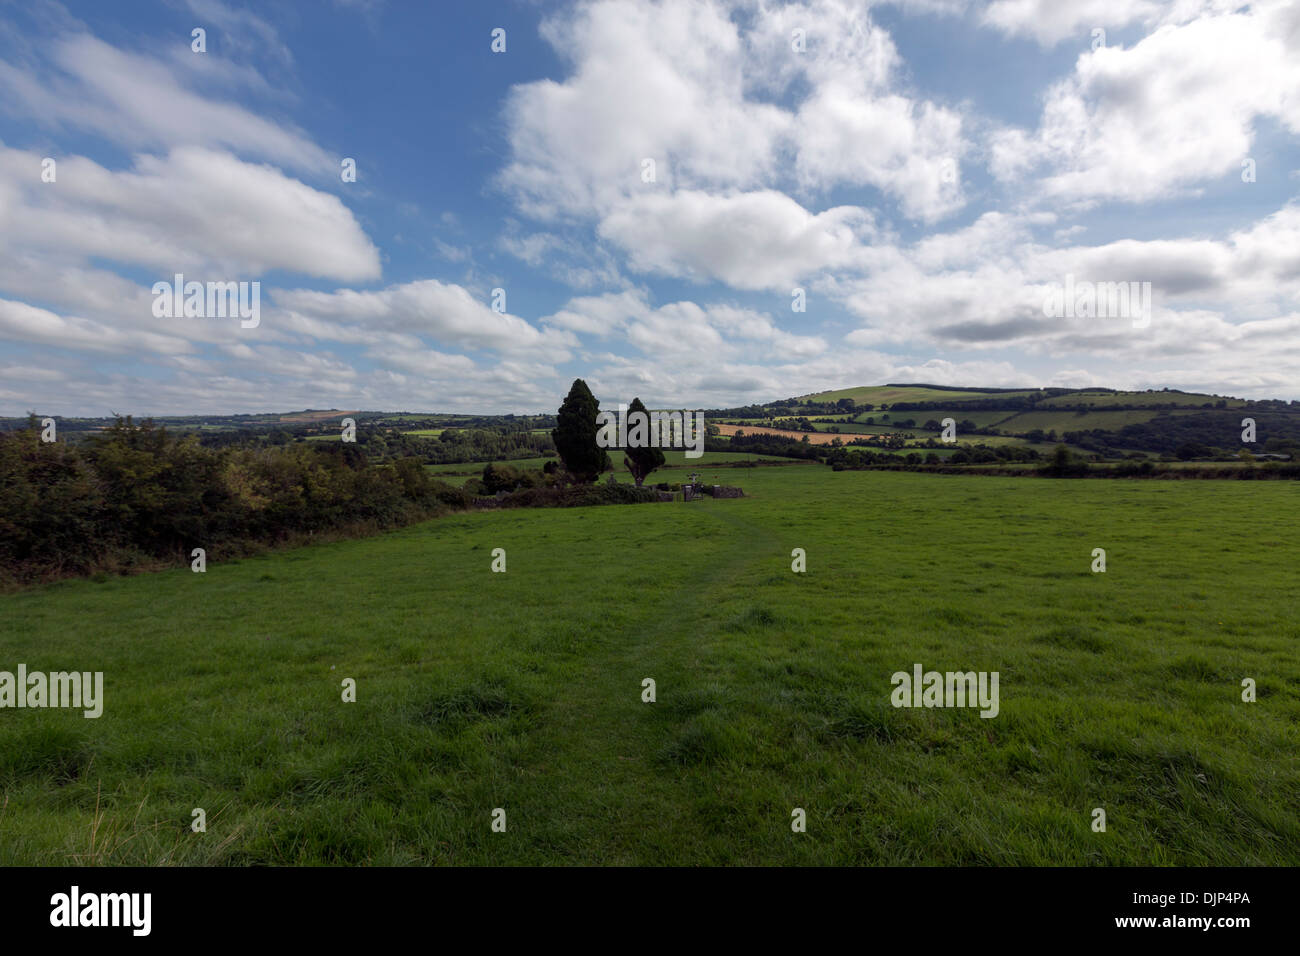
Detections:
551,378,609,482
622,396,665,486
1050,443,1071,472
482,462,525,494
1042,443,1088,476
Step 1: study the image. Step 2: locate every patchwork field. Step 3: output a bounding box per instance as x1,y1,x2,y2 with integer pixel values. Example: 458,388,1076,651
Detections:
425,450,786,485
798,385,1043,405
1,465,1297,865
715,423,858,444
277,410,358,423
1035,391,1246,409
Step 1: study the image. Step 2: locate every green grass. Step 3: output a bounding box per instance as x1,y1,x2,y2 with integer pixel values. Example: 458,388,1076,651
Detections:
855,409,1017,429
1035,390,1243,409
996,409,1192,434
797,385,1044,405
1,467,1297,865
426,456,555,472
924,434,1032,448
426,451,800,485
812,421,879,434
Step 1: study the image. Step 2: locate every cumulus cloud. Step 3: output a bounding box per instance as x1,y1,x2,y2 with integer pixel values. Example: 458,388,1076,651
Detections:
598,189,875,290
981,0,1167,46
0,297,193,356
499,0,970,251
0,145,381,281
273,279,578,361
0,34,333,173
542,288,826,365
748,0,968,220
989,2,1300,204
499,0,792,220
831,203,1300,399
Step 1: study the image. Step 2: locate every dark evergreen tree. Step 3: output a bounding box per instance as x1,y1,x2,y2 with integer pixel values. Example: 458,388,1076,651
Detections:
622,396,666,487
552,378,609,482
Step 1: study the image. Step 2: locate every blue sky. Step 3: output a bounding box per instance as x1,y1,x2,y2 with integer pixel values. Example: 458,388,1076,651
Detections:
1,0,1298,415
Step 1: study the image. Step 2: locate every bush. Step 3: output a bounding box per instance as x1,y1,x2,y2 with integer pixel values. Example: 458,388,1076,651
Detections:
0,417,477,585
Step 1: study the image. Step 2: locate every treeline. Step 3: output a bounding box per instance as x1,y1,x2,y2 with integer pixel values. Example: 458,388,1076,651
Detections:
888,396,1044,412
823,444,1042,469
884,397,1235,413
199,423,557,464
705,403,791,420
364,413,555,431
883,382,1062,394
705,432,822,460
358,427,556,465
0,417,470,586
1101,410,1300,457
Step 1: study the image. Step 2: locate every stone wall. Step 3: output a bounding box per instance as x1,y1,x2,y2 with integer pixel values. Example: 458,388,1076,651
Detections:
704,485,744,498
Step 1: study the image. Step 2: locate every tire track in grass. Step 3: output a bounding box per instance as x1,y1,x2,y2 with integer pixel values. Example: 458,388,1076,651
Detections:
514,499,783,861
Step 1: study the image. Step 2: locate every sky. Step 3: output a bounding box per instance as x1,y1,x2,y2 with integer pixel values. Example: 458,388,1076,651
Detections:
1,0,1298,416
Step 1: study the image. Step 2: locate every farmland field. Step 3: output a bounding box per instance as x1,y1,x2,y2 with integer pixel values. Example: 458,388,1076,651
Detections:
715,423,853,444
798,385,1043,405
996,409,1191,434
858,409,1017,428
1035,391,1246,409
426,456,558,477
1,465,1296,866
425,451,785,484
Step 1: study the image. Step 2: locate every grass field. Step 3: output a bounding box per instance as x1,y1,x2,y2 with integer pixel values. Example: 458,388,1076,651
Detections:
1035,391,1245,409
1,465,1297,865
854,409,1017,429
996,409,1199,434
812,421,879,434
426,451,795,484
797,385,1043,405
426,456,558,477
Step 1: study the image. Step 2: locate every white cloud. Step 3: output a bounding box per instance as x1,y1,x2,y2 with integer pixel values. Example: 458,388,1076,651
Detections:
748,0,968,220
273,279,578,360
829,203,1300,397
0,297,192,356
498,228,625,289
0,34,332,172
182,0,294,66
981,0,1166,47
990,3,1300,204
500,0,970,237
0,145,381,281
499,0,790,220
544,289,652,336
544,289,826,362
598,189,874,290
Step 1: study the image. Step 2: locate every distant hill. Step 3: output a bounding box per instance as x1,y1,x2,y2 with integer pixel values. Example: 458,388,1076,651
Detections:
705,384,1300,460
793,383,1248,407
